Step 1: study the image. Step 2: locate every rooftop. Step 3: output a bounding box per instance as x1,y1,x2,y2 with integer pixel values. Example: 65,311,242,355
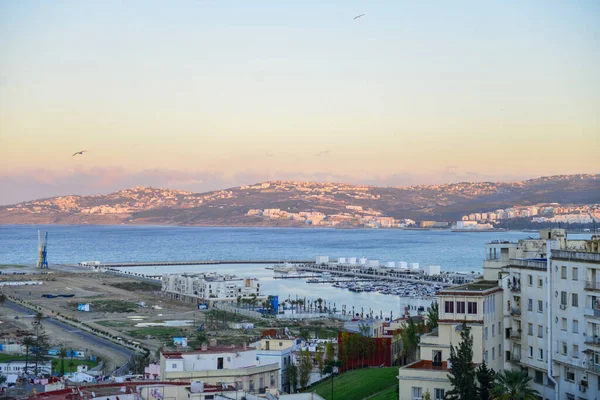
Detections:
404,360,448,371
163,345,257,357
439,280,499,293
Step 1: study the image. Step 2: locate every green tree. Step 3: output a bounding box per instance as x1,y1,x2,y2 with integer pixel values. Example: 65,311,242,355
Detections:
196,331,207,346
0,292,6,306
427,301,439,331
323,359,342,400
400,317,424,363
131,353,149,375
32,319,51,375
446,322,478,400
286,363,298,393
58,347,68,376
298,349,313,390
491,370,540,400
476,362,496,400
315,346,325,376
325,342,335,363
22,336,35,375
316,298,323,313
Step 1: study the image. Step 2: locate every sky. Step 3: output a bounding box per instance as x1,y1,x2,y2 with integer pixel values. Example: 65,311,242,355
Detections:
0,0,599,204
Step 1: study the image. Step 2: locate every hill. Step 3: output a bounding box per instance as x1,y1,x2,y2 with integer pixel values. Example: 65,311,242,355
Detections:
0,174,598,227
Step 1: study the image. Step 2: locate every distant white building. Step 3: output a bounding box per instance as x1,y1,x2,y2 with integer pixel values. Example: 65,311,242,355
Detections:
315,256,329,264
162,273,262,305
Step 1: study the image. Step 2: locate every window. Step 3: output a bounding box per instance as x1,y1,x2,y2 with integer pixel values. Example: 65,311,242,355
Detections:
249,379,254,391
528,323,533,336
217,357,224,370
456,301,466,313
172,363,177,369
528,346,533,358
433,350,443,365
573,344,579,358
434,389,445,400
560,291,567,306
270,373,275,387
538,300,543,313
565,367,575,382
492,348,495,360
572,267,578,280
537,277,543,288
534,370,543,384
561,318,567,330
528,274,533,286
538,348,543,360
561,342,568,355
492,324,495,337
499,321,502,332
528,299,533,311
485,327,488,340
561,266,567,279
572,293,578,307
484,350,488,363
573,319,579,334
444,301,454,313
537,325,543,338
412,387,423,400
468,302,477,314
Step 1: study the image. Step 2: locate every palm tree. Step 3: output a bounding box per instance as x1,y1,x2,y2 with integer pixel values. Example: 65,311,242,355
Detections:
58,347,68,376
34,311,43,325
316,298,323,313
491,370,540,400
22,336,35,375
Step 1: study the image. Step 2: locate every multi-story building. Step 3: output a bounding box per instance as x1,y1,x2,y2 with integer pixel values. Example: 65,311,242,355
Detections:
250,338,301,393
160,342,280,393
162,273,263,305
399,230,600,400
398,280,503,400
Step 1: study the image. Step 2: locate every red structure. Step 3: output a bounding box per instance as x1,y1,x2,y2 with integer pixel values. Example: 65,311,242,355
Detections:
337,331,394,371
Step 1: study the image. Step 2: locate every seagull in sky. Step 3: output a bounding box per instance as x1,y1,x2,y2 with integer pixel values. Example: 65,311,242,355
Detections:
354,14,365,20
72,150,87,157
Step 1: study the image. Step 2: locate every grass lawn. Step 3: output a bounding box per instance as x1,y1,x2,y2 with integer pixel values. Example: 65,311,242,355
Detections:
129,326,182,340
52,359,98,374
0,354,29,362
96,320,132,328
306,367,399,400
366,385,398,399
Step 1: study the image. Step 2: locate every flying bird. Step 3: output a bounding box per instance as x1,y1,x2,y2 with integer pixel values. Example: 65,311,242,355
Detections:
354,14,365,20
72,150,87,157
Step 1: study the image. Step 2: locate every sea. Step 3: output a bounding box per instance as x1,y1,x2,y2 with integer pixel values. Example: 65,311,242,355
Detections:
0,225,592,318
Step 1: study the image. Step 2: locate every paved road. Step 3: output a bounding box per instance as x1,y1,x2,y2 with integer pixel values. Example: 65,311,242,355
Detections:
4,300,135,376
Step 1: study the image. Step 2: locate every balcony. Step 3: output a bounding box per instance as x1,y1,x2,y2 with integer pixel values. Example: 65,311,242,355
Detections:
510,285,521,293
509,353,521,364
509,259,547,270
510,307,522,317
585,281,600,292
552,249,600,263
584,307,600,319
510,330,521,340
586,364,600,375
584,336,600,348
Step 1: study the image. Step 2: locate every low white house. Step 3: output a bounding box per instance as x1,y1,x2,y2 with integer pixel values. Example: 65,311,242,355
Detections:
0,360,52,375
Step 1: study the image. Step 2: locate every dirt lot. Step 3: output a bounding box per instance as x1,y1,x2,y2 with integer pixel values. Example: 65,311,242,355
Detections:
1,268,343,362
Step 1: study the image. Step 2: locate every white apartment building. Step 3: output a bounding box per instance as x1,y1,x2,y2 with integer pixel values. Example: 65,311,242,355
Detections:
398,281,504,400
160,342,280,393
251,338,301,393
399,230,600,400
162,273,263,305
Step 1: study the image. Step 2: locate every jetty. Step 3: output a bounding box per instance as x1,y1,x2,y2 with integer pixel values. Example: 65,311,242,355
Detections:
87,260,315,268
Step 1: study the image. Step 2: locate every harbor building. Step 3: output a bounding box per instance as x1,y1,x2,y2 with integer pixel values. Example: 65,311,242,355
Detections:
398,230,600,400
161,273,263,305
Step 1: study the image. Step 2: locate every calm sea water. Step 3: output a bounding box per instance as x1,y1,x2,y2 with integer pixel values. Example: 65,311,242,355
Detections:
1,225,590,317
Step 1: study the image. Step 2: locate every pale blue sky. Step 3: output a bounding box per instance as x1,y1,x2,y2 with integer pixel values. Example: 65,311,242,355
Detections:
0,0,599,204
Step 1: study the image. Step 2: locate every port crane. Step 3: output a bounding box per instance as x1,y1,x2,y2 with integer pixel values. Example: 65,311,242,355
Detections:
37,230,49,269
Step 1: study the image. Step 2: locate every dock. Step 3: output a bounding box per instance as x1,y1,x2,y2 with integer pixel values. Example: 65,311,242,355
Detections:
93,260,315,268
